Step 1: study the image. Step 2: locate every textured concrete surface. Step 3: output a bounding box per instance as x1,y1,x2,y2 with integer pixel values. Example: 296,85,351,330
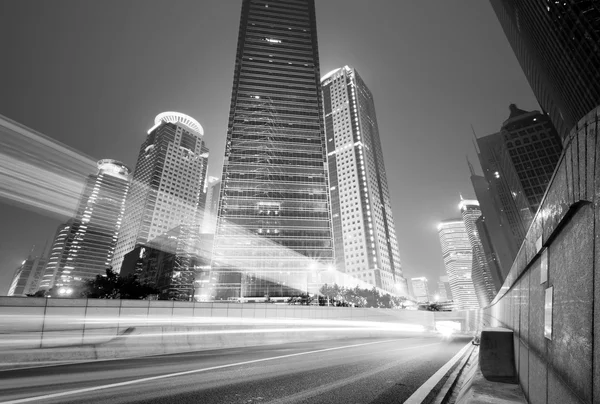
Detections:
454,350,526,404
483,106,600,404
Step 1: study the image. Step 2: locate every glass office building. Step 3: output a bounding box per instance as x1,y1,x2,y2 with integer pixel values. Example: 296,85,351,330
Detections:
207,0,334,300
321,66,406,296
490,0,600,139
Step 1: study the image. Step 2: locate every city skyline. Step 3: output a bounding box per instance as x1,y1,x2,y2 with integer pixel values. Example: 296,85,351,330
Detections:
0,0,539,294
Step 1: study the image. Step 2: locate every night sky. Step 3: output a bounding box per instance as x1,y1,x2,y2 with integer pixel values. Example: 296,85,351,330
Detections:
0,0,538,295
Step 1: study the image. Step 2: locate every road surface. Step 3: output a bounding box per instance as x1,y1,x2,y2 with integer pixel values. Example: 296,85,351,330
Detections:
0,334,470,404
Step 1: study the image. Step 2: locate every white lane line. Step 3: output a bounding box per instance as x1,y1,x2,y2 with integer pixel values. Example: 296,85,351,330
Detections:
403,341,472,404
0,339,437,404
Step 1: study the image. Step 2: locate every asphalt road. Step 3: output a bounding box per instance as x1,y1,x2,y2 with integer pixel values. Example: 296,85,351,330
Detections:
0,334,470,404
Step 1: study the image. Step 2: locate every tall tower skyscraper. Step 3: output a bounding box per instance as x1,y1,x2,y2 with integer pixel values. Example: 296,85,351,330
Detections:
475,105,562,246
489,1,600,139
437,219,479,310
202,176,221,234
208,0,334,300
8,254,47,296
40,160,130,289
112,112,209,272
459,199,496,307
321,66,405,294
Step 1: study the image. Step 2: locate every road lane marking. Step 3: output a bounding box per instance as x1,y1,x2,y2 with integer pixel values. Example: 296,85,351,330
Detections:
0,339,441,404
403,341,472,404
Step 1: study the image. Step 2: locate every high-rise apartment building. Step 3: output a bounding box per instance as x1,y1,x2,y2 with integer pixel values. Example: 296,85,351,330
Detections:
437,219,479,310
410,277,430,302
459,199,496,306
39,160,130,289
202,176,221,234
112,112,209,272
207,0,334,300
8,255,47,296
490,1,600,139
321,66,405,294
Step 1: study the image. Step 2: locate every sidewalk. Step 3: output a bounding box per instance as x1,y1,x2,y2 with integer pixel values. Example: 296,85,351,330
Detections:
449,346,527,404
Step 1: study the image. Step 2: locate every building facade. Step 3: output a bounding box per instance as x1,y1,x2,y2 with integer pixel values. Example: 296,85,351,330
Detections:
489,0,600,139
410,277,430,302
459,199,497,307
207,0,334,300
8,255,47,296
112,112,209,272
39,160,130,290
437,275,452,302
202,176,221,234
121,226,213,301
437,219,479,309
321,66,406,295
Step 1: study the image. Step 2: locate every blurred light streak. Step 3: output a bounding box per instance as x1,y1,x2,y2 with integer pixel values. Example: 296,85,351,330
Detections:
0,114,97,218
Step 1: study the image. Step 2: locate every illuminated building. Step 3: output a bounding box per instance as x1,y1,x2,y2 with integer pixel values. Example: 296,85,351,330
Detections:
39,222,72,290
112,112,209,272
410,277,430,302
208,0,334,300
490,0,600,139
321,66,406,296
42,160,130,289
459,198,496,307
8,255,47,296
202,176,221,234
437,219,479,310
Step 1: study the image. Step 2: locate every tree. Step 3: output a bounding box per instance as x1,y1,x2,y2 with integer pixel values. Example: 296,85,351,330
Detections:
82,268,158,299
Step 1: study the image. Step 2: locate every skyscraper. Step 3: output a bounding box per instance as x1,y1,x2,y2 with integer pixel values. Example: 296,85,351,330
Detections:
207,0,334,300
410,277,430,302
459,199,496,307
8,255,47,296
112,112,209,272
437,219,479,310
468,166,516,288
39,222,72,290
321,66,405,294
40,160,130,289
489,1,600,139
202,176,221,234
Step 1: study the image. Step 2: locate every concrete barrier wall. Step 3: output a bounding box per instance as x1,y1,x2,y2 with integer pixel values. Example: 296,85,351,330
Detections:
0,296,438,365
482,107,600,404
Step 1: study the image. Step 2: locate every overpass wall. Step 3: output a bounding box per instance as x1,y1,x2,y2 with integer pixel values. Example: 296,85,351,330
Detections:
482,107,600,404
0,296,436,364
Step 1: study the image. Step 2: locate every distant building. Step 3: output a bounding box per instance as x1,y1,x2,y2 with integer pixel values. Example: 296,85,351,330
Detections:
468,162,517,289
112,112,209,272
39,222,72,290
437,219,479,310
438,275,452,301
490,1,600,139
8,255,47,296
121,226,213,301
202,176,221,234
410,277,430,302
40,160,130,290
459,199,496,307
321,65,406,295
